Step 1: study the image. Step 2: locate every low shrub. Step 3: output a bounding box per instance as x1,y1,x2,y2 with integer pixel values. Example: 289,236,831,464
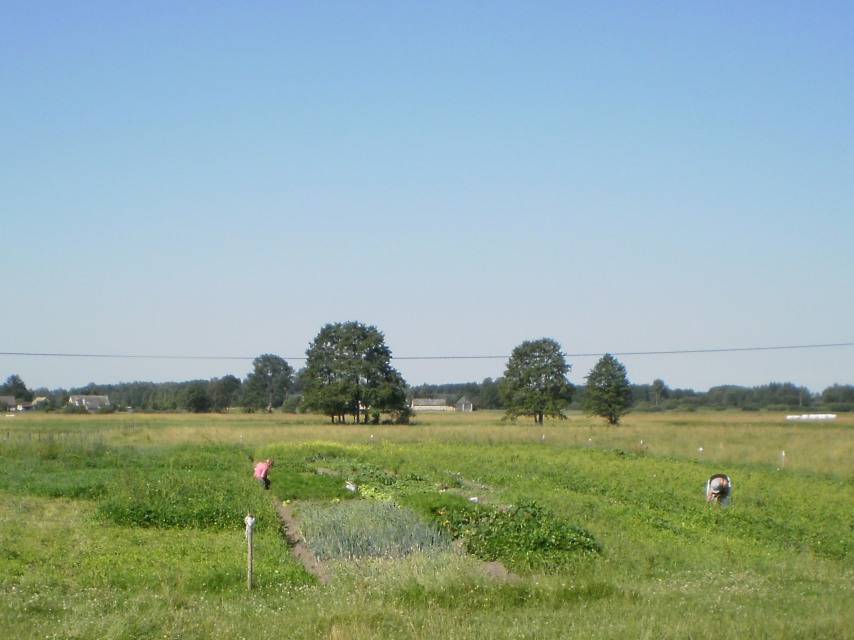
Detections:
398,490,477,521
432,501,602,573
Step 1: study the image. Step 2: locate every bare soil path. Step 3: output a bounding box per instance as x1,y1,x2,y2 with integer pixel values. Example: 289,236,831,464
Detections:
273,497,329,583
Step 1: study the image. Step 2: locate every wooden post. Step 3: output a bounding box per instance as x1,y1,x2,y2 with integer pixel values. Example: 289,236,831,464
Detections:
244,514,256,590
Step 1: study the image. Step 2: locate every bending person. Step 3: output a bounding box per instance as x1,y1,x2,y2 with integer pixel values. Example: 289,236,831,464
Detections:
705,473,731,505
254,458,273,490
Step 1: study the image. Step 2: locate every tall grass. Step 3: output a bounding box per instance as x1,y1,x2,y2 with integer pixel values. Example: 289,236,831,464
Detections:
0,411,851,639
7,410,851,475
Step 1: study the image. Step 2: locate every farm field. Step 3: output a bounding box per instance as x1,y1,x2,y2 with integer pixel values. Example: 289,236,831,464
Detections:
1,410,851,639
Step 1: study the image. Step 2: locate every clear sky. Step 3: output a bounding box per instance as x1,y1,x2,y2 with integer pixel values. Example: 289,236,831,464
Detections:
2,2,852,393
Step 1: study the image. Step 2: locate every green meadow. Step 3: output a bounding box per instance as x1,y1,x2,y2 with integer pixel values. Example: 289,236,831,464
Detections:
1,410,851,639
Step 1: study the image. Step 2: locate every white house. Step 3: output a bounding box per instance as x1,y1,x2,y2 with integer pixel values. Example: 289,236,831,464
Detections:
68,395,111,412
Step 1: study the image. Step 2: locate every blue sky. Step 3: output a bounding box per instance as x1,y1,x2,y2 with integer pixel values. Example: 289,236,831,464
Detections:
2,2,852,393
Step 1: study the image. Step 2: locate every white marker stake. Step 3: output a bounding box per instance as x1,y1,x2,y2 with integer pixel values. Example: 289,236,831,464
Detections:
245,513,256,590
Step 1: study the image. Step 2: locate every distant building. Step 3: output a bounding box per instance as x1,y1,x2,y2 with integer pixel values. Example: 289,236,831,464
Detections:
0,395,16,411
455,396,474,412
68,395,111,412
17,397,48,411
410,398,453,412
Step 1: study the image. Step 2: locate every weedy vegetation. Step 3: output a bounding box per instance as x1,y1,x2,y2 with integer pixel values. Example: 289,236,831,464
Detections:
0,410,851,639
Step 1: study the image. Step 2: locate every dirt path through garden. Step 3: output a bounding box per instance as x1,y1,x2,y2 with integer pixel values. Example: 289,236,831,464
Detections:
273,498,329,583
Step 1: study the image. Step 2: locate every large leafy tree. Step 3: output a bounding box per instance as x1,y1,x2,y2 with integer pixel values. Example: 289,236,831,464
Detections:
242,354,294,412
183,381,212,413
302,321,408,423
582,353,631,425
209,374,242,412
2,375,33,402
499,338,574,424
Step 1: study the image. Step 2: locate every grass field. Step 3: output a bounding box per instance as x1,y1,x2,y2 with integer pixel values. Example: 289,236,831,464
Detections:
1,410,851,639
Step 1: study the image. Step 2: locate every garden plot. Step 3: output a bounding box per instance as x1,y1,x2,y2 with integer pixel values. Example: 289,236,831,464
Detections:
271,449,602,577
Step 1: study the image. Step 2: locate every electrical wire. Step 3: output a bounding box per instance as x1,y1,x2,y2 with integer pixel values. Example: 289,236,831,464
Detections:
1,342,852,362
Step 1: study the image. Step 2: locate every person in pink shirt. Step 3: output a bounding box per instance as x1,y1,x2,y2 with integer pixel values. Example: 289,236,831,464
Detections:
254,459,273,490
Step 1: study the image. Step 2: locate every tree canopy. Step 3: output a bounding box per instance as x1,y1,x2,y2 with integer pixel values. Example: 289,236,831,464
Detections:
182,381,212,413
499,338,574,424
241,354,294,412
651,378,669,408
301,321,408,423
582,353,631,425
1,375,33,402
208,375,242,412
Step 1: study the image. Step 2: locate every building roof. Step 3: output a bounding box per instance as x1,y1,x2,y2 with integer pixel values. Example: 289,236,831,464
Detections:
68,395,111,410
411,398,448,406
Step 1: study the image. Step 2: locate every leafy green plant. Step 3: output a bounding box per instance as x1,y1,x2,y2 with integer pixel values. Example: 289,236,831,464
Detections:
397,490,478,522
431,500,602,573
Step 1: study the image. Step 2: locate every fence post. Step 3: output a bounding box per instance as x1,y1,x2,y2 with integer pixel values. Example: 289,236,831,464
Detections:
244,513,256,590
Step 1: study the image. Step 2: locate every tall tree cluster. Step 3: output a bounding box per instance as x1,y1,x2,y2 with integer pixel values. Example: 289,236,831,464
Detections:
4,327,852,416
301,321,409,423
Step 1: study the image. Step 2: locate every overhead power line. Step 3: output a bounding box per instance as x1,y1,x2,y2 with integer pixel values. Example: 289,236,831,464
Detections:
1,342,852,362
564,342,854,357
0,351,251,360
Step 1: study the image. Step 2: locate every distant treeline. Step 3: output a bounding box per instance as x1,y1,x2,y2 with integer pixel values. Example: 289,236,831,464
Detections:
10,377,854,414
410,380,854,413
